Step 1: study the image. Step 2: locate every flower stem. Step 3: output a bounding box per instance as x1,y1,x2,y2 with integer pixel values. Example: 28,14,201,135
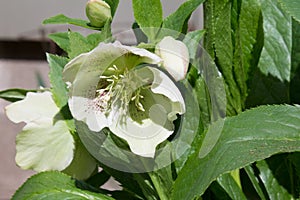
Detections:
148,172,169,200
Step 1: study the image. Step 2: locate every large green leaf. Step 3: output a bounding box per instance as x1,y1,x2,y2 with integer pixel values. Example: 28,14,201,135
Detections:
258,0,292,82
43,14,98,30
12,171,114,200
172,105,300,200
132,0,163,41
279,0,300,22
0,88,37,102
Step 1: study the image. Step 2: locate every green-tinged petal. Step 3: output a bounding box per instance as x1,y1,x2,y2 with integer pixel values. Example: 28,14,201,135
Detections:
16,119,74,172
155,36,189,81
63,41,161,84
5,92,59,123
109,67,185,157
109,116,173,158
5,92,75,172
63,140,97,180
149,67,185,114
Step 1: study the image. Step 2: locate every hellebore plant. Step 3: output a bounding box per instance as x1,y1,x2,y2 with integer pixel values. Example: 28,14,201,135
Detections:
3,0,300,200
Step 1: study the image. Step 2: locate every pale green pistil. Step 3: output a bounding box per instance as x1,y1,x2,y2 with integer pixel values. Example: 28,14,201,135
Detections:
94,65,147,122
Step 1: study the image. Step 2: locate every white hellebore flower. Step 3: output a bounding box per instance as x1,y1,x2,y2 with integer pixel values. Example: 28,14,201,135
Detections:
64,41,185,157
155,36,189,81
5,91,96,180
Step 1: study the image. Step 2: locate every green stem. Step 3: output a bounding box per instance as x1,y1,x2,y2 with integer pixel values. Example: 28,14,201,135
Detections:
148,172,169,200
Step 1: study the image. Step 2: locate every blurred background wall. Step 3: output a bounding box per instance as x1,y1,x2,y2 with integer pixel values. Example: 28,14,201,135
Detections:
0,1,202,199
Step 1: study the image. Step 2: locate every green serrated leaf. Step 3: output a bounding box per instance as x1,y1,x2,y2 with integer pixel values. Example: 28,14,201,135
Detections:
47,53,69,108
47,54,76,133
48,32,70,53
160,0,205,38
233,0,261,105
258,0,292,82
204,0,242,116
132,0,163,41
12,171,114,200
0,88,37,102
172,105,300,200
69,32,94,59
257,160,294,200
43,14,98,30
279,0,300,22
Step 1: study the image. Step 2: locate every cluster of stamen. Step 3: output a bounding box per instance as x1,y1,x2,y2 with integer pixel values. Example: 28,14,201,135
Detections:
94,65,146,122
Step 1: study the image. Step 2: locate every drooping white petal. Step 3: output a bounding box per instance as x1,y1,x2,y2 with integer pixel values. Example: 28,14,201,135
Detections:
5,91,59,123
155,36,189,81
5,92,75,172
15,119,74,171
109,114,173,158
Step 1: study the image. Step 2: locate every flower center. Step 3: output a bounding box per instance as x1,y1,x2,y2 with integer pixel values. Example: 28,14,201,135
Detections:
94,65,149,122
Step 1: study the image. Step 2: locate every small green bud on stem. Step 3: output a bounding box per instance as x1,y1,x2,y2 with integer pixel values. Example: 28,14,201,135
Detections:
86,0,111,27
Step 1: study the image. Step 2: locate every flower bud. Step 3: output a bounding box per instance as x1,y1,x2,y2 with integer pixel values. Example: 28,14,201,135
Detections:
86,0,112,27
155,36,189,81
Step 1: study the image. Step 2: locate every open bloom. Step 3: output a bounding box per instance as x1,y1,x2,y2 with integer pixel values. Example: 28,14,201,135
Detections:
64,41,185,157
155,36,189,81
5,91,96,180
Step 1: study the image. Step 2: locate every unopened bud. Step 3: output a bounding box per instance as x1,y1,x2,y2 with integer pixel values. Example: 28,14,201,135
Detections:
86,0,112,27
155,36,189,81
